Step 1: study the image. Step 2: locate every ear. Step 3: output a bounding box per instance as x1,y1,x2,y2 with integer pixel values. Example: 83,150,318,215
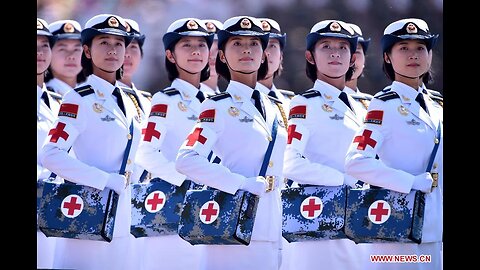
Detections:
218,50,226,63
305,50,315,65
166,50,175,63
350,54,357,67
83,45,91,59
383,52,391,63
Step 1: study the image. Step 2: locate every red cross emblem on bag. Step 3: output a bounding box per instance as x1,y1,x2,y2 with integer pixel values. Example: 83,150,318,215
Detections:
199,201,219,224
145,191,166,213
368,200,391,224
61,195,84,218
300,196,323,219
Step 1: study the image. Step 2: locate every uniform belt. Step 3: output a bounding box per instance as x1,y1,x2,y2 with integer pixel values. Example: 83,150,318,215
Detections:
266,175,280,192
431,172,438,189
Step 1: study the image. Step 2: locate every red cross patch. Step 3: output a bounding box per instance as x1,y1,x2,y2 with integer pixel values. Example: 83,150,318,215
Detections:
300,196,323,219
49,122,69,143
150,104,168,118
287,124,302,144
144,191,166,213
364,110,383,125
289,105,306,119
353,129,377,150
61,194,84,218
199,200,219,224
58,103,79,119
199,109,215,123
368,200,391,224
142,122,161,142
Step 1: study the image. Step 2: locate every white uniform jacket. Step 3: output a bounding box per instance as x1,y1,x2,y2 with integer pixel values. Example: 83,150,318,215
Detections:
37,84,61,180
46,77,75,97
135,78,205,185
256,82,293,129
39,74,143,238
118,81,152,117
283,79,367,185
176,80,288,242
345,81,443,243
200,82,221,97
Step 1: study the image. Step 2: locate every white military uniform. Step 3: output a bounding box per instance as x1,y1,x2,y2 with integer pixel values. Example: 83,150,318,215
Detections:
200,82,221,97
282,79,369,270
134,78,204,270
46,77,75,97
37,83,61,269
345,81,443,270
256,82,292,125
39,74,143,270
176,80,288,270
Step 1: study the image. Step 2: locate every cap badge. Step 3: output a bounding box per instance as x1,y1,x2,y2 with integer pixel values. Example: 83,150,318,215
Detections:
261,20,270,31
108,16,119,28
63,23,74,33
240,18,251,29
125,22,131,33
330,22,341,32
37,20,44,30
206,22,216,33
406,23,417,34
187,20,198,30
397,105,409,116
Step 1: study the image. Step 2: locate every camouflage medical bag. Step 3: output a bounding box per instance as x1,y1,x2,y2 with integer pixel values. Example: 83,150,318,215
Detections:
130,178,197,237
178,189,259,245
282,184,348,242
344,187,425,244
37,180,119,242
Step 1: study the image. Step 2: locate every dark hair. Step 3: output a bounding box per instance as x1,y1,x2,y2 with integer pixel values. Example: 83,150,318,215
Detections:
81,40,123,80
164,54,210,82
273,58,283,79
305,49,355,83
215,38,268,82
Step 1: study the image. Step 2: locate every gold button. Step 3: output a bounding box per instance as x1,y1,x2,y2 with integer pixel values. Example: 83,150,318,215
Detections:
127,134,132,140
434,138,439,144
127,159,132,165
268,161,273,167
267,136,272,141
433,163,438,169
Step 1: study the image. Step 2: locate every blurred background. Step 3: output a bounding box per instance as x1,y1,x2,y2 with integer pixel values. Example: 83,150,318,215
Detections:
37,0,443,96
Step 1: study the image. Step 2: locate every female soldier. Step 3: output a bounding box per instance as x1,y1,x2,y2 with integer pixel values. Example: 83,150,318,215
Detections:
36,18,57,270
345,18,442,270
282,19,368,270
40,14,142,270
175,16,288,270
45,19,85,97
201,19,223,96
134,17,213,270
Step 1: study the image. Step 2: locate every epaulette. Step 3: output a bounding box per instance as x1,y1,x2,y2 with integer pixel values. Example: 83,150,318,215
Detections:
267,95,283,104
137,89,152,99
46,87,63,101
375,91,400,101
300,89,321,99
74,85,94,97
426,89,443,107
278,89,296,99
119,86,136,95
381,85,392,92
350,93,372,101
208,92,231,101
160,87,180,96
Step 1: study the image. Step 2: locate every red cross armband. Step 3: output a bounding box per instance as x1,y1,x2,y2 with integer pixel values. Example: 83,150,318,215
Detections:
46,120,79,150
351,127,382,156
286,122,309,153
141,120,167,145
181,124,217,158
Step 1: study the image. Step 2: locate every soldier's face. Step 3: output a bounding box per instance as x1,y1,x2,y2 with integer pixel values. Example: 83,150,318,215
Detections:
222,36,264,73
311,37,352,78
37,36,52,75
387,40,429,80
88,34,126,73
264,39,282,76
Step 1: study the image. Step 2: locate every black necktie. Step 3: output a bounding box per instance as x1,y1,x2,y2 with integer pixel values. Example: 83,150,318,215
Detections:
252,90,265,120
196,91,206,103
339,91,353,111
112,87,126,116
415,93,429,115
41,91,50,109
268,90,278,99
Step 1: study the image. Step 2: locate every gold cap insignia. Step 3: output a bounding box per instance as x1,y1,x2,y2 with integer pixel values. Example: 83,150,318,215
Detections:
63,23,74,33
125,22,131,32
406,23,417,34
398,105,409,116
187,20,198,30
178,101,188,111
37,20,44,30
108,17,119,28
206,22,216,33
261,20,270,31
240,18,251,29
228,106,239,117
322,104,333,112
93,103,104,113
330,22,341,32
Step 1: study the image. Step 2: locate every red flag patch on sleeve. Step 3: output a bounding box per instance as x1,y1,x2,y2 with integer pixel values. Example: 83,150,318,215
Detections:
58,103,79,118
364,110,383,125
150,104,168,118
289,105,306,119
199,109,215,123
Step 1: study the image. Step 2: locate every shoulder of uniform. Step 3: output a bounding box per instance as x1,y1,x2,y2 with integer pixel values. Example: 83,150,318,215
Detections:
300,89,321,99
137,89,152,98
350,93,372,101
374,91,400,101
426,89,443,99
277,89,296,98
74,85,94,97
159,87,180,96
208,92,231,101
267,95,283,104
46,87,62,100
119,86,136,95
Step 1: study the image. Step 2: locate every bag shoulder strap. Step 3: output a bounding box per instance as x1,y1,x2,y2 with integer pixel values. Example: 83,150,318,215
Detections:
259,115,278,177
426,121,442,172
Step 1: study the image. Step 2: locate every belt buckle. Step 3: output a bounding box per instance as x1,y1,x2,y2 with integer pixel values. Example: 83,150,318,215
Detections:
124,171,131,189
431,172,438,189
266,176,275,192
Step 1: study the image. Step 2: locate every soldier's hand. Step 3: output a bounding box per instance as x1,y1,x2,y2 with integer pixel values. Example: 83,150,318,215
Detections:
240,176,268,196
106,173,127,195
412,172,433,194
